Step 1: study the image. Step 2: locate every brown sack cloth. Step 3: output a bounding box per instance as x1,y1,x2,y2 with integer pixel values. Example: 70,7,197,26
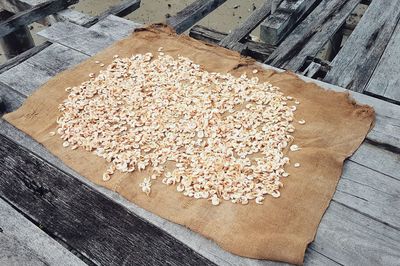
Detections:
4,25,374,265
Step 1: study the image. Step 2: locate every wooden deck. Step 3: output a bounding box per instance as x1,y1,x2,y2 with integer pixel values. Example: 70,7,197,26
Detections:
0,1,400,265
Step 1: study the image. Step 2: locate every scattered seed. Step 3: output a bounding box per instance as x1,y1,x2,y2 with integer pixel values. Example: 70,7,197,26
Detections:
95,60,100,64
294,163,300,168
252,69,258,74
298,119,306,125
102,173,111,181
49,131,56,136
62,141,69,147
100,63,105,67
290,144,301,151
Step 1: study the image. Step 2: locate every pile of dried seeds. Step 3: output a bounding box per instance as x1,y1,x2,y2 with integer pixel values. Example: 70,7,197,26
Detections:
55,51,304,206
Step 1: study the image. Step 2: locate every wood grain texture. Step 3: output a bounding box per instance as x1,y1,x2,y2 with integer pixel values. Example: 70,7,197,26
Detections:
0,134,215,266
324,0,400,93
0,0,78,38
166,0,226,34
219,1,271,50
0,198,84,266
265,0,360,71
53,8,94,26
0,43,88,96
364,16,400,103
310,201,400,265
38,21,116,55
260,0,319,45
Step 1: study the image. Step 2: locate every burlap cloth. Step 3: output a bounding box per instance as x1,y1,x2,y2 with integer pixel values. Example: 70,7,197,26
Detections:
4,25,374,265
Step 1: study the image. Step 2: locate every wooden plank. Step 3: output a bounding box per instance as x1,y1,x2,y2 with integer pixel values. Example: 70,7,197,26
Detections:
334,160,400,230
266,0,360,71
38,21,123,55
89,15,142,40
0,43,88,96
219,1,271,50
83,0,141,27
310,201,400,265
0,0,78,38
0,41,51,75
323,0,400,93
0,198,84,266
0,81,24,114
350,142,400,181
364,18,400,103
260,0,319,45
0,134,215,266
166,0,226,34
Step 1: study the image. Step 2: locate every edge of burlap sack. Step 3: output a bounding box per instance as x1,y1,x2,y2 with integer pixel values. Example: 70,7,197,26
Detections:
3,24,375,265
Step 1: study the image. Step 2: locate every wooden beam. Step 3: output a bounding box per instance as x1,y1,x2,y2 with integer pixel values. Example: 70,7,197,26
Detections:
0,0,78,38
260,0,320,45
324,0,400,93
0,134,215,265
219,1,272,50
265,0,360,71
166,0,226,34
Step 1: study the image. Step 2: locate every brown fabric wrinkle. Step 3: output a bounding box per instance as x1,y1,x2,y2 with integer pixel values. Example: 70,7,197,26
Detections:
3,25,374,265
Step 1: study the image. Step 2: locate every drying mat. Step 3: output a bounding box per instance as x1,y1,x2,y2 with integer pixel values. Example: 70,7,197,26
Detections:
4,25,374,265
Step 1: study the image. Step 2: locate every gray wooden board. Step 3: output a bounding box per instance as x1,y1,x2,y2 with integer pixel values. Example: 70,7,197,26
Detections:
0,81,25,114
310,201,400,265
266,0,360,71
0,43,88,96
260,0,319,45
89,14,142,40
38,19,134,55
323,0,400,93
0,198,84,266
219,1,271,50
166,0,226,34
364,13,400,103
1,45,400,265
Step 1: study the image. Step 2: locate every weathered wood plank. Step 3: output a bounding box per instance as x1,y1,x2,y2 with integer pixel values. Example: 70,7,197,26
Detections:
83,0,141,27
38,21,121,55
0,134,215,265
260,0,319,45
219,1,271,50
310,201,400,265
0,0,78,38
0,81,24,114
166,0,226,34
0,198,84,266
334,160,400,230
0,43,88,96
324,0,400,93
350,141,400,181
0,41,51,75
266,0,360,71
364,17,400,103
89,15,142,40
